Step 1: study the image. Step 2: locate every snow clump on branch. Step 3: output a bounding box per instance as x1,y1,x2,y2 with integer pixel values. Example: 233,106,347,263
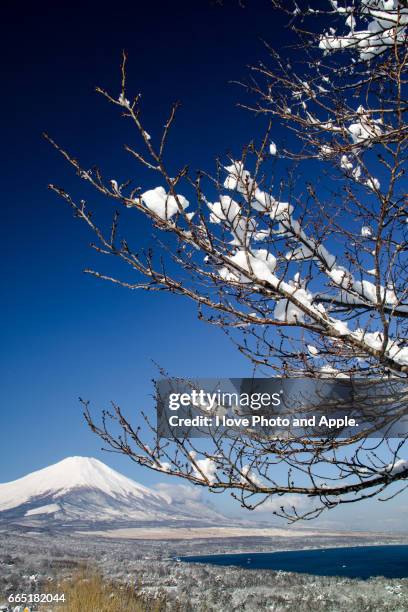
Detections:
319,0,408,61
141,186,189,220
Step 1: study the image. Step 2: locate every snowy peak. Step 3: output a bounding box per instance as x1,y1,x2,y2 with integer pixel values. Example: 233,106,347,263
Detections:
0,457,227,529
0,456,162,512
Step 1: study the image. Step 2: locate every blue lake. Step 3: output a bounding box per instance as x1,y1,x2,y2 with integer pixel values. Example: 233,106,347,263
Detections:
181,545,408,579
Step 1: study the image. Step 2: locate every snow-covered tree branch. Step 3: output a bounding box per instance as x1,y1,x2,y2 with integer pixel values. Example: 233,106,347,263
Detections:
48,0,408,521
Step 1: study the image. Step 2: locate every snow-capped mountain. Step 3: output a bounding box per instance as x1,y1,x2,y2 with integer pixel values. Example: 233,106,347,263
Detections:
0,457,226,530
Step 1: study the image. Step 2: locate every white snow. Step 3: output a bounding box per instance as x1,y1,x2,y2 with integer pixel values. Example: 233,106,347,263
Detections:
319,1,408,60
223,161,254,193
319,365,348,378
118,92,130,107
141,186,189,220
0,456,227,526
221,164,292,220
365,176,381,191
327,264,397,306
189,452,217,484
346,14,356,29
348,107,383,144
25,503,60,516
274,285,313,324
332,319,350,336
219,249,277,284
383,459,408,475
240,465,264,487
110,179,119,192
340,154,354,171
352,329,408,365
208,196,241,225
361,225,373,237
320,144,334,158
0,456,162,512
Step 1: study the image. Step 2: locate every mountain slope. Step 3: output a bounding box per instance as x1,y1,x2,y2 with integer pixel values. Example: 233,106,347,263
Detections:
0,457,226,530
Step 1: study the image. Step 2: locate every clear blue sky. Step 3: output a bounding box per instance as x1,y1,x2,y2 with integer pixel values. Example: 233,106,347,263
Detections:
2,0,407,531
1,0,287,478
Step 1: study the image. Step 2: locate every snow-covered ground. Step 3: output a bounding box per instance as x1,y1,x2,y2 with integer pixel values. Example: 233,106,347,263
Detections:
0,529,407,611
1,458,407,610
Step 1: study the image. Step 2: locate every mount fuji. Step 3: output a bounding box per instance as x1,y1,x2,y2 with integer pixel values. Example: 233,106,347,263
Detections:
0,457,227,530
